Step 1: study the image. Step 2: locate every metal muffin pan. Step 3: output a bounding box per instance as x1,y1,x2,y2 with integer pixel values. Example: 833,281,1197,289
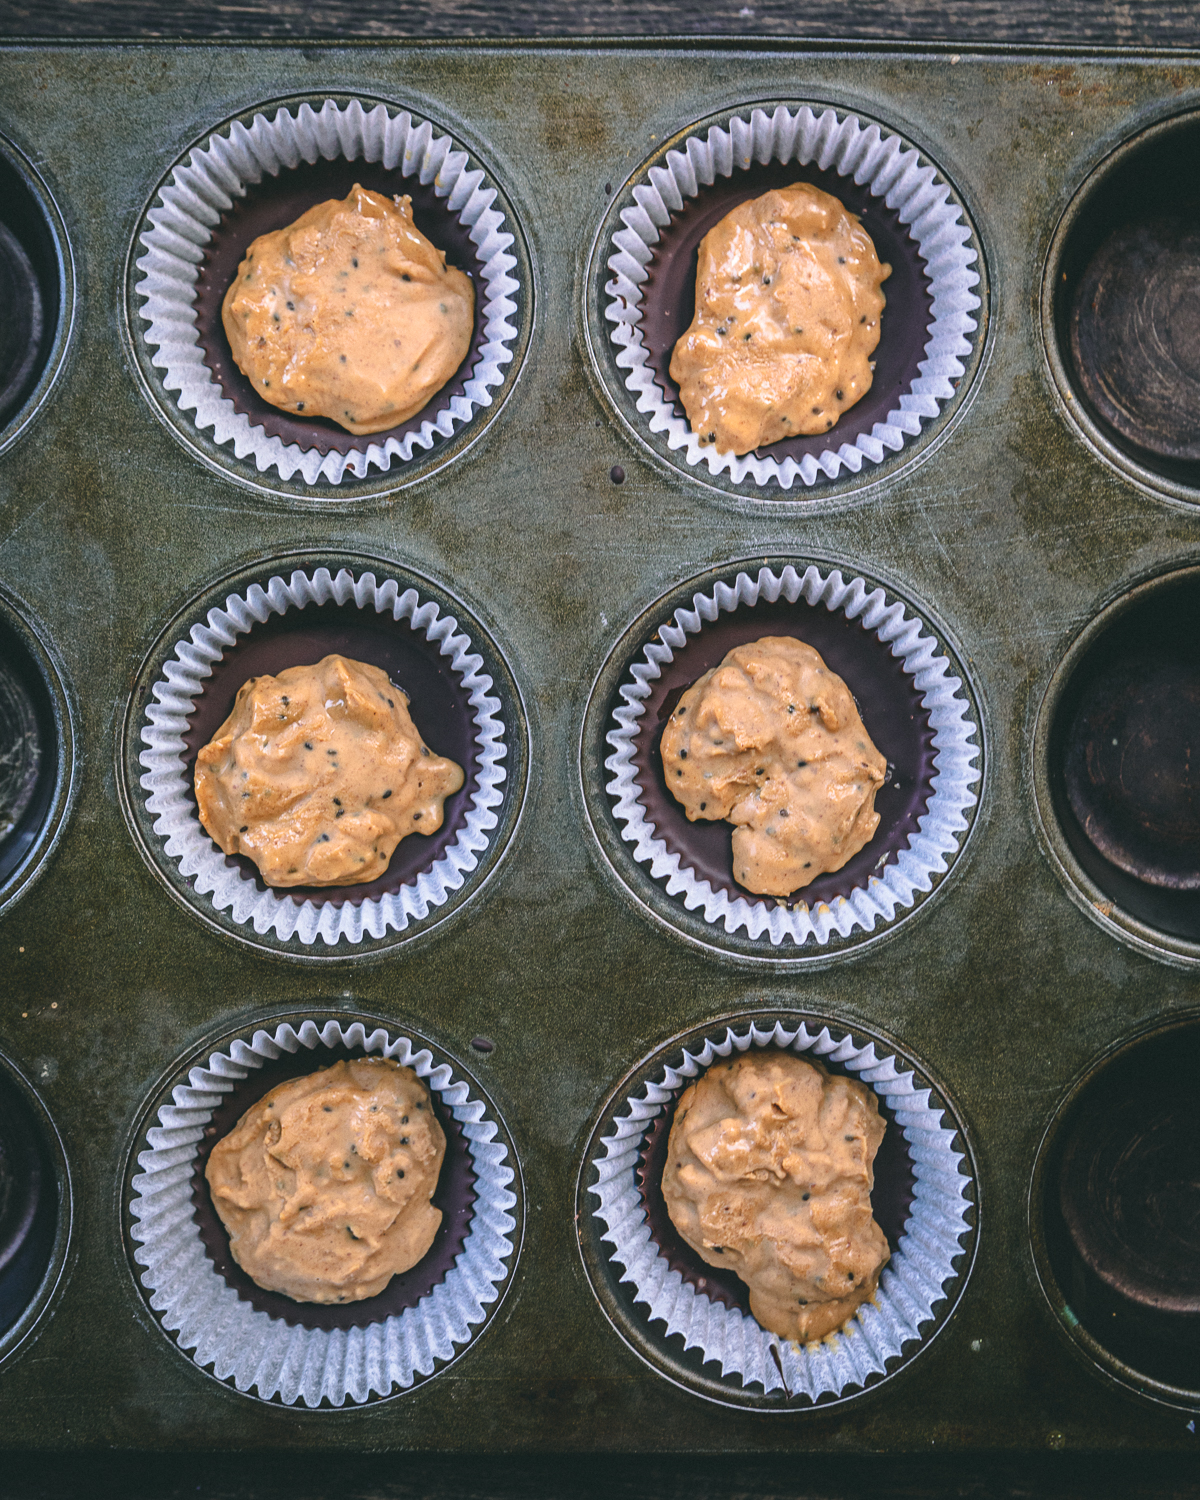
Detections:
1,39,1200,1453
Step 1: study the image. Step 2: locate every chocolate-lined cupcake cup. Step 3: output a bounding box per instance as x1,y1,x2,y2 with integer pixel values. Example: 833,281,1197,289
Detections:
604,104,982,491
604,562,981,950
128,1016,520,1407
586,1017,976,1406
137,564,509,948
134,97,521,487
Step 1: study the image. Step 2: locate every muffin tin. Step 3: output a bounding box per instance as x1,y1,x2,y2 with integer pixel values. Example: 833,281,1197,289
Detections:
2,39,1200,1456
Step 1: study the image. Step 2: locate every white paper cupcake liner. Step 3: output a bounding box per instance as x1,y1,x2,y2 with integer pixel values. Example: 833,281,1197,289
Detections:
128,1018,519,1407
137,565,507,947
134,98,521,486
605,104,981,490
588,1019,974,1404
604,563,981,948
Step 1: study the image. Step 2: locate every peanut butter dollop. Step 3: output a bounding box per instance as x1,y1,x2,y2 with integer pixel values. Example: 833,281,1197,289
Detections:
662,1051,890,1343
669,182,891,456
659,635,887,897
206,1057,446,1305
195,653,464,888
222,183,475,435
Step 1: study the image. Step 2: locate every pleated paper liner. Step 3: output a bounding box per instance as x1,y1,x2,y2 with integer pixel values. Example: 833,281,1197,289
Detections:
600,560,982,957
131,96,523,490
125,556,523,956
596,103,983,495
579,1013,977,1410
127,1015,521,1408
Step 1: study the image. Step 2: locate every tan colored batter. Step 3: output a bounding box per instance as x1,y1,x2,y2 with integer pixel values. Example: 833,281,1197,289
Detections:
662,1051,890,1343
206,1057,446,1304
195,654,464,888
669,183,891,456
222,184,475,435
659,636,887,898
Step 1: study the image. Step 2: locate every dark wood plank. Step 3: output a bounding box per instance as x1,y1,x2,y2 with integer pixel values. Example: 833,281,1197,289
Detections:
0,0,1198,46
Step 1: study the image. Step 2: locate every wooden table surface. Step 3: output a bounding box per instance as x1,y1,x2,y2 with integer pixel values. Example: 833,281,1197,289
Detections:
1,3,1198,1496
0,0,1195,45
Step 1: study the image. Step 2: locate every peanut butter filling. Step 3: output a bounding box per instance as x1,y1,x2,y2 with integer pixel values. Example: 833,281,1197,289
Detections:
659,635,887,898
669,182,891,456
206,1057,446,1305
222,184,475,436
195,653,464,889
662,1052,890,1344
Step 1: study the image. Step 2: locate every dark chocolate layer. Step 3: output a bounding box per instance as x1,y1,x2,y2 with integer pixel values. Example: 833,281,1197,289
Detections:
636,1047,915,1318
637,157,934,466
193,154,487,458
625,595,936,908
191,1042,477,1332
181,595,479,908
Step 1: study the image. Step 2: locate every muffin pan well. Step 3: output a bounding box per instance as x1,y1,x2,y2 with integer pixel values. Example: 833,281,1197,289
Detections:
0,130,73,457
0,587,77,917
1044,108,1200,503
1034,563,1200,966
1030,1014,1200,1410
2,41,1200,1461
0,1050,72,1372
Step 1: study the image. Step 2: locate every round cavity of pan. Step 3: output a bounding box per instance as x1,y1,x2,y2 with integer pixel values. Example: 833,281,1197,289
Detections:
119,553,528,962
125,1012,522,1408
0,1049,72,1373
581,558,982,965
127,95,529,500
586,102,986,501
577,1010,977,1410
1044,107,1200,503
0,588,77,919
0,130,73,458
1030,1014,1200,1410
1034,564,1200,967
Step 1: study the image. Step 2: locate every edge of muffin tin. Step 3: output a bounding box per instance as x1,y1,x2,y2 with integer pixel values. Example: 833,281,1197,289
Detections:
122,1008,523,1409
115,549,529,964
575,1007,979,1412
121,92,532,506
579,555,984,969
582,98,989,509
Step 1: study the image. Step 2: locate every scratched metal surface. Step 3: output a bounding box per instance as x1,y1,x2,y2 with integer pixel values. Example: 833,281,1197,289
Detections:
0,40,1199,1455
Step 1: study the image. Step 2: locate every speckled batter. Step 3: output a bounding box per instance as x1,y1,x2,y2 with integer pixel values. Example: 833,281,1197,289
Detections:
660,635,887,897
222,184,475,435
669,183,891,456
195,653,464,888
206,1057,446,1305
662,1051,890,1343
